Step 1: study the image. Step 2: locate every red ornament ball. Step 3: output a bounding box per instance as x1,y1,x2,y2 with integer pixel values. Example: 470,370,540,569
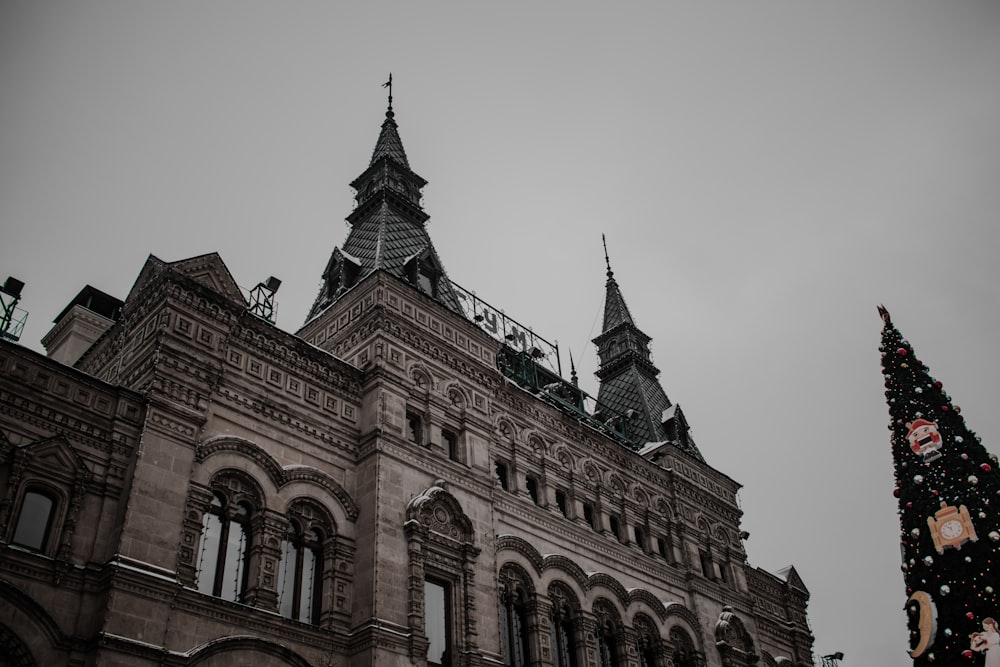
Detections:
964,650,974,659
893,488,901,497
934,381,943,388
968,612,975,619
982,463,992,473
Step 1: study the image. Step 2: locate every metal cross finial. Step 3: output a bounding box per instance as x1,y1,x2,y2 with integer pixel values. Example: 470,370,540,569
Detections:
602,234,613,278
382,73,393,114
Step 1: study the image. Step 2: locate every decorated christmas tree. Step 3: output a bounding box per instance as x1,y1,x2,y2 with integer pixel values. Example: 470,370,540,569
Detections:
879,306,1000,664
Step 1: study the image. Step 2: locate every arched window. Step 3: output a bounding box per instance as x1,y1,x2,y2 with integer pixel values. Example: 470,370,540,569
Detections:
669,626,700,667
499,568,531,667
634,614,660,667
11,488,57,552
549,585,579,667
196,492,250,602
278,519,323,624
594,600,621,667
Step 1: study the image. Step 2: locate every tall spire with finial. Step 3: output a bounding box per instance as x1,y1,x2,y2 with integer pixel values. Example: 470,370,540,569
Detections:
305,79,463,322
591,237,703,460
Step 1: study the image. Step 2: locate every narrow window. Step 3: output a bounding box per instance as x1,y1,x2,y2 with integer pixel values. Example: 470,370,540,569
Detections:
551,606,579,667
597,619,619,667
583,503,596,531
656,537,668,560
196,493,250,602
609,516,622,542
425,579,451,667
442,429,458,461
500,584,529,667
407,412,423,444
634,526,645,551
495,461,509,491
700,551,714,580
525,477,539,505
11,489,56,552
278,521,323,624
555,490,568,518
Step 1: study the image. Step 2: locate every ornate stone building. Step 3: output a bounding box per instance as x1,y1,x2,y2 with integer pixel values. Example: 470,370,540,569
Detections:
0,98,813,666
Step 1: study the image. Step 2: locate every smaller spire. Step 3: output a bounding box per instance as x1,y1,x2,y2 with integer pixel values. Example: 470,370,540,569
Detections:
877,304,891,325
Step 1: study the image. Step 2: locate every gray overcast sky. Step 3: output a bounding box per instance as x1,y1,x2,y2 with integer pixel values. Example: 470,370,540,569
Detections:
2,2,1000,664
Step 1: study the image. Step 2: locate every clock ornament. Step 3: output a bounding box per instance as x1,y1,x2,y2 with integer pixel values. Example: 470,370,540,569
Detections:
927,501,978,554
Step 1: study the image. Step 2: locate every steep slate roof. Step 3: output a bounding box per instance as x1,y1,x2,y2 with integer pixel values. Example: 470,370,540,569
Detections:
306,100,463,321
592,254,705,462
370,107,410,169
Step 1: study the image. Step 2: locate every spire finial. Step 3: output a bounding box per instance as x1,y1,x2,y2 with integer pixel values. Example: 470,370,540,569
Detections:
382,73,394,118
877,304,892,325
602,234,613,278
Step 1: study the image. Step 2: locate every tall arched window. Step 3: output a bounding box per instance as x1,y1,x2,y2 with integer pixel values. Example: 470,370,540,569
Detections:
196,492,251,602
669,626,701,667
499,567,531,667
634,614,660,667
11,487,57,552
594,600,621,667
549,584,579,667
277,519,323,624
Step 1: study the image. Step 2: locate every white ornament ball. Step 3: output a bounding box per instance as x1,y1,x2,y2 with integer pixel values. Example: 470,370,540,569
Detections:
989,531,1000,542
923,556,934,566
911,528,921,538
914,475,925,484
955,436,964,444
969,475,979,485
940,585,950,595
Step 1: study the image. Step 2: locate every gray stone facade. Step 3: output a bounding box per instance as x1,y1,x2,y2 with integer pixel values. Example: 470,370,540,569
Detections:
0,106,813,667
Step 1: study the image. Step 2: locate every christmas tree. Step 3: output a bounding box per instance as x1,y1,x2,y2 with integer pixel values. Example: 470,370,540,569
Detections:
879,306,1000,664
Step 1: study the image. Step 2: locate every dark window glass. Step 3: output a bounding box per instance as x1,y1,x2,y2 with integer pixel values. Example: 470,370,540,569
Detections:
657,537,668,559
500,586,529,667
425,579,450,667
597,623,619,667
583,504,595,530
634,526,645,550
700,551,713,579
555,490,568,518
495,461,509,491
525,477,539,504
551,611,578,667
609,516,621,542
442,429,458,460
407,413,422,444
12,490,55,551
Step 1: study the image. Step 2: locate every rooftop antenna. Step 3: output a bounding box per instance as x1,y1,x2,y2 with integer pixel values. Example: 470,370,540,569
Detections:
0,277,28,341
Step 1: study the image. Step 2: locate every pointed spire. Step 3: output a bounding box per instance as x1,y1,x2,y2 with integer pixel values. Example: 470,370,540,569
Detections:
591,237,704,461
600,235,636,331
879,308,999,664
306,87,463,322
371,74,410,168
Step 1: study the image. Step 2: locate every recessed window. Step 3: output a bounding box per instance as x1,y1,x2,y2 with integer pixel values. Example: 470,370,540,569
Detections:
196,493,250,602
633,526,645,550
656,537,668,560
609,516,622,543
442,429,458,461
278,521,323,624
495,461,509,491
407,412,423,444
12,489,56,552
583,503,596,531
555,490,568,518
425,578,451,667
525,477,539,505
700,551,714,580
